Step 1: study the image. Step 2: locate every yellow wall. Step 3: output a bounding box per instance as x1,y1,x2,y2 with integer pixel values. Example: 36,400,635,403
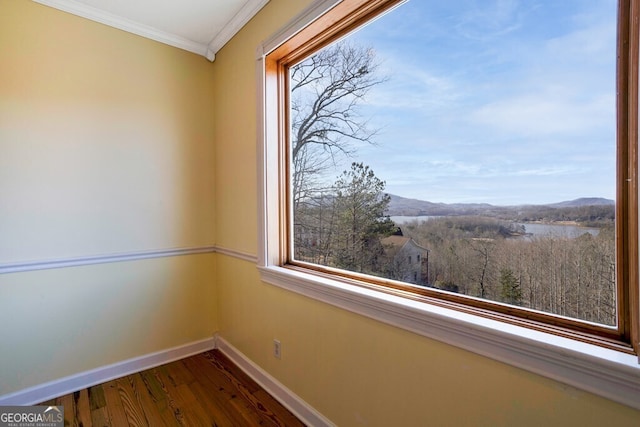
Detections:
0,254,216,394
2,0,639,424
212,1,640,425
0,0,216,261
0,0,217,395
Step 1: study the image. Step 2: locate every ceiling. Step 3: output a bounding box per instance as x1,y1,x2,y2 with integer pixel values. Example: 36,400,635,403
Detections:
33,0,270,61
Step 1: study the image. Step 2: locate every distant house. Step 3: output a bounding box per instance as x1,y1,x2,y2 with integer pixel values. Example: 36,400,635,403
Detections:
380,233,430,285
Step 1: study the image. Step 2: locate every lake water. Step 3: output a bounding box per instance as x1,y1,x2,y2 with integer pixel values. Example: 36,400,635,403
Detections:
389,216,600,238
515,223,600,238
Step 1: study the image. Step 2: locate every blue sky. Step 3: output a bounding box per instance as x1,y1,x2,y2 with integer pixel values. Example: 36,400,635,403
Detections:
330,0,617,205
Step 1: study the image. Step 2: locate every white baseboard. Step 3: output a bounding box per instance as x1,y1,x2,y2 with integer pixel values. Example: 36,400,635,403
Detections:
0,337,216,405
1,334,332,425
214,334,334,427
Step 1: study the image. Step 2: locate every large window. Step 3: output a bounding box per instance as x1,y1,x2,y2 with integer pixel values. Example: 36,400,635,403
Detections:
260,0,638,359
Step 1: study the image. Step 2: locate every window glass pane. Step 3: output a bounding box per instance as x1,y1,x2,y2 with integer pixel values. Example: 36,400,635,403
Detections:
290,0,617,326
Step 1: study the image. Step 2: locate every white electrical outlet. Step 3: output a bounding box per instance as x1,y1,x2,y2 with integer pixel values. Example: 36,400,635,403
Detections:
273,339,282,359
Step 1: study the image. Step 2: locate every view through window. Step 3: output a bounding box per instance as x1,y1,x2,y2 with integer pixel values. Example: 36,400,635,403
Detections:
289,0,619,327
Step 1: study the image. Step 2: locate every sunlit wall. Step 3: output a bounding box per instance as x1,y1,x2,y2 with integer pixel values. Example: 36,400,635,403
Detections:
212,1,640,425
0,0,217,395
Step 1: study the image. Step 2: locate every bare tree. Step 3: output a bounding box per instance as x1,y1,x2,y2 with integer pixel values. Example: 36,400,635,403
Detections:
403,216,616,325
290,40,387,208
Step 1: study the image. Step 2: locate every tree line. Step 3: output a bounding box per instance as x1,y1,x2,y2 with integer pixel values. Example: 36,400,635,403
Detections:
509,205,614,227
297,190,616,326
401,217,616,325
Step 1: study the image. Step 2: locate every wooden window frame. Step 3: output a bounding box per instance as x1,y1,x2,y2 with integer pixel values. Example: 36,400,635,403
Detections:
257,0,640,409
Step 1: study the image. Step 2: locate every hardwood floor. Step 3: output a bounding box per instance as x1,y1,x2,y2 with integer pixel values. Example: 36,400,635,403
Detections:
40,350,305,427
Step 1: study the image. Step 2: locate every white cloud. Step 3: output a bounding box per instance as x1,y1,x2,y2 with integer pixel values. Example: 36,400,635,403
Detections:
323,0,618,204
468,92,614,137
365,62,460,112
454,0,524,41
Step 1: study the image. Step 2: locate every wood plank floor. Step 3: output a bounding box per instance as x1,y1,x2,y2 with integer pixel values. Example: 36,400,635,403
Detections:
40,350,305,427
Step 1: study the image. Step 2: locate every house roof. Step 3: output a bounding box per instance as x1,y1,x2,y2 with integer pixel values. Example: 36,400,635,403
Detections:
381,235,429,252
381,235,411,248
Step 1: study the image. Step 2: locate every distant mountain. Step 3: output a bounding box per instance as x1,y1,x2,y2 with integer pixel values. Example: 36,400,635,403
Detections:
384,194,445,216
386,194,501,216
385,194,615,217
547,198,615,208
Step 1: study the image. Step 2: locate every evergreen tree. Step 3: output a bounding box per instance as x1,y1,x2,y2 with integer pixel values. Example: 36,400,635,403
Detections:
499,268,522,305
332,162,395,273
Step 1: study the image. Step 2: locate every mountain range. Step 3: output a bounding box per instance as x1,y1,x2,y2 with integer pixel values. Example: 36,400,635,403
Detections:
386,194,615,217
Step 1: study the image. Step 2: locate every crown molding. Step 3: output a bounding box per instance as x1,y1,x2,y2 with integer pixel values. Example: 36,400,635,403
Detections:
33,0,270,62
32,0,210,58
206,0,270,61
